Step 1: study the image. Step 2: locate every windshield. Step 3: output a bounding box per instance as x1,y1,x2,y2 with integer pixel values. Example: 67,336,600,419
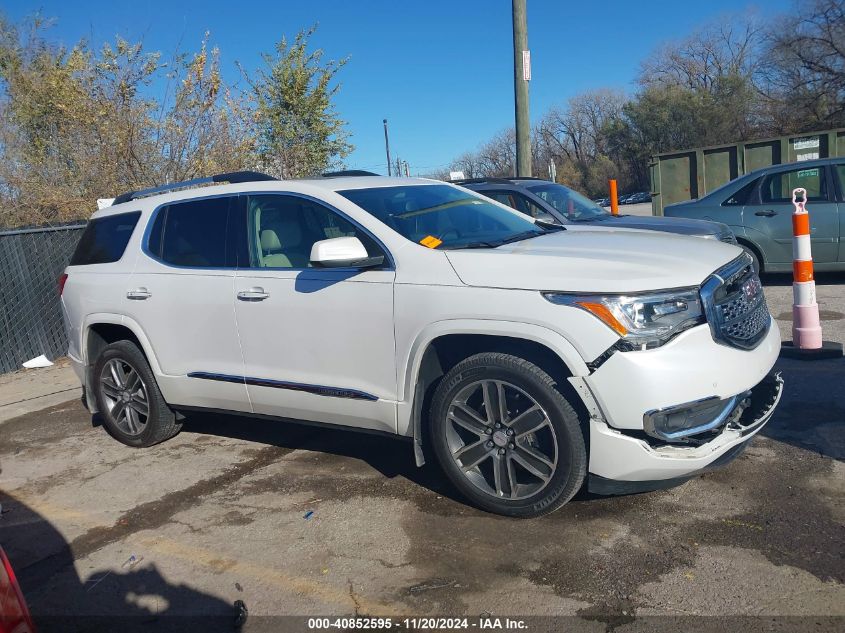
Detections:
338,184,547,249
527,183,609,221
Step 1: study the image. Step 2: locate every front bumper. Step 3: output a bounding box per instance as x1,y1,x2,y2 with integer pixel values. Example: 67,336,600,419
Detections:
583,318,782,483
588,371,782,490
584,319,780,430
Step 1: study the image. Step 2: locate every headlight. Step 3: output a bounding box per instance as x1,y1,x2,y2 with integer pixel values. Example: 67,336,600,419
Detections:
543,288,705,349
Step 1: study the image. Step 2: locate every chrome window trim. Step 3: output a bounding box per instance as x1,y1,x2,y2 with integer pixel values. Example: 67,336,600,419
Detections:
141,190,396,272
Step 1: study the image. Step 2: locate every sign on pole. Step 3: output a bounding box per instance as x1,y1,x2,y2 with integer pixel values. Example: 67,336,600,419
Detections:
522,50,531,81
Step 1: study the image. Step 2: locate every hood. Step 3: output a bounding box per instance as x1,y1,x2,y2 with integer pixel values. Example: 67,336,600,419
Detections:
444,228,742,294
591,214,722,237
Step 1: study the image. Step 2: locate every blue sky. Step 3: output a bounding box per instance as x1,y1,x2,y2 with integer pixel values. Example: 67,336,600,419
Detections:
5,0,791,175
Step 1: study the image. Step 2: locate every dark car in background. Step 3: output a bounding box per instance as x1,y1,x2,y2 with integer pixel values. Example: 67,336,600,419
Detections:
664,157,845,273
455,177,737,243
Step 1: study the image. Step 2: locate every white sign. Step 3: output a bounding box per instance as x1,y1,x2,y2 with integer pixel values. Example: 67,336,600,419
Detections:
449,171,466,181
796,152,819,162
793,137,820,150
522,50,531,82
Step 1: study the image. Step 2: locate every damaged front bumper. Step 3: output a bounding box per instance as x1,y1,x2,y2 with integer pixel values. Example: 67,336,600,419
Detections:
586,371,783,494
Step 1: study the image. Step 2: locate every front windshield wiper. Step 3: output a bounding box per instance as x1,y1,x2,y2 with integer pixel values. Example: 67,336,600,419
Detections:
446,229,558,250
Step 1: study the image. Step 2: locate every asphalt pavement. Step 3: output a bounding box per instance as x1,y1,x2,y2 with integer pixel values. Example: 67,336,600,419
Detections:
0,273,842,632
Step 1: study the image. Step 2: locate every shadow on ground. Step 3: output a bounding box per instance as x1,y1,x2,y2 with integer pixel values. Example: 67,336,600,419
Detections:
0,491,241,632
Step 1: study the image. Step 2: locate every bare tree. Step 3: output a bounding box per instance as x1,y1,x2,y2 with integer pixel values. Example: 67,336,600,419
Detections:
757,0,845,132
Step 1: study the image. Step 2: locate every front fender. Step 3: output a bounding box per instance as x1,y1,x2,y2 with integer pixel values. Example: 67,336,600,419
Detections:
398,319,590,465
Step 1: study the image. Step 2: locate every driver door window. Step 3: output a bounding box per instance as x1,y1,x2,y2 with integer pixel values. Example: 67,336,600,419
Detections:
247,194,383,269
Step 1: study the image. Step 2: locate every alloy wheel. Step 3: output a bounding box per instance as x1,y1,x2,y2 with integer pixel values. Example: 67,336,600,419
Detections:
445,379,558,500
99,358,150,436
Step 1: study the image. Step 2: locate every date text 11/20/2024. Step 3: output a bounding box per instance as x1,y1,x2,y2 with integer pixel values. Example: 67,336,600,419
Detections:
307,617,528,629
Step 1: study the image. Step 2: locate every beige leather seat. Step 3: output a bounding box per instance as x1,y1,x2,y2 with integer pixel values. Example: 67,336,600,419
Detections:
259,221,310,268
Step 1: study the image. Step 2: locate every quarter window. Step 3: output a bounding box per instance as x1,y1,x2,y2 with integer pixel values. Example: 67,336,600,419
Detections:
246,194,382,269
761,167,827,203
69,211,141,266
722,179,758,206
148,197,234,267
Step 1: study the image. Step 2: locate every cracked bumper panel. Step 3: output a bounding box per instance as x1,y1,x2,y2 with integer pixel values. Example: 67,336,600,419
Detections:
588,371,783,482
584,318,780,430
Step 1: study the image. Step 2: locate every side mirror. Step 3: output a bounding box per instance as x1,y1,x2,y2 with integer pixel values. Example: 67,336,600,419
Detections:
310,236,384,269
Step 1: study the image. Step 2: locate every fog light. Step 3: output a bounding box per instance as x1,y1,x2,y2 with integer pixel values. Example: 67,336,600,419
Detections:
644,395,740,441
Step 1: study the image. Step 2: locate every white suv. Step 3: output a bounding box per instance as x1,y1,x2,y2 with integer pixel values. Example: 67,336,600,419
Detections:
61,172,783,517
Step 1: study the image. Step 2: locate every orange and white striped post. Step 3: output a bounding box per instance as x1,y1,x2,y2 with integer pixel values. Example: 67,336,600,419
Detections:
781,187,843,359
790,187,822,349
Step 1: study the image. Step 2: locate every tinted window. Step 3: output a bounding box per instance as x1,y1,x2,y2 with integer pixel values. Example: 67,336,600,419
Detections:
148,197,232,267
527,183,608,221
722,179,758,206
339,184,542,249
484,190,546,218
247,194,382,269
761,167,827,203
69,211,141,266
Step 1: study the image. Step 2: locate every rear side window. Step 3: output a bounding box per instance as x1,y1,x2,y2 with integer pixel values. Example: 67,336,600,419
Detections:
69,211,141,265
147,197,234,267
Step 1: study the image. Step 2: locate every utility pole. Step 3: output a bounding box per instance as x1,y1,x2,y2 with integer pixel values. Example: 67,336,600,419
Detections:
512,0,531,177
383,119,392,177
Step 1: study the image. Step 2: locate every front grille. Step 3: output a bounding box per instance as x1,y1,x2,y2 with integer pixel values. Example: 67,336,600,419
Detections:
701,254,771,349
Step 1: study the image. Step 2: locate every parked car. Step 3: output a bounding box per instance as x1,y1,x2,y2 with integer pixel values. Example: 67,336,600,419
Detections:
629,191,652,204
62,172,782,517
455,178,737,242
664,157,845,273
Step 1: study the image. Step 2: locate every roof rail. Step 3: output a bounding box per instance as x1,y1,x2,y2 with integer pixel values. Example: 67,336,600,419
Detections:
112,171,277,205
449,177,516,185
320,170,380,178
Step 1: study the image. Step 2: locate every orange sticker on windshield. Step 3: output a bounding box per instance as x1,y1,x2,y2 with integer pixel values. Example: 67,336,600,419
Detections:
420,235,443,249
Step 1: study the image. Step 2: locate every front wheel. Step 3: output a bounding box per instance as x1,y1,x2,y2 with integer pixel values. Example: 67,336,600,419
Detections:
429,353,587,517
92,340,180,447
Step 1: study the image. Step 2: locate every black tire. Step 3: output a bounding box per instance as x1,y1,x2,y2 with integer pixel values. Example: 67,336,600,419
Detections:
92,340,180,447
429,353,587,518
740,243,762,275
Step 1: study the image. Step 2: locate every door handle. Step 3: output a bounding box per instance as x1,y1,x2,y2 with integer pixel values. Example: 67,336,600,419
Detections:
237,287,269,302
755,210,777,217
126,287,151,300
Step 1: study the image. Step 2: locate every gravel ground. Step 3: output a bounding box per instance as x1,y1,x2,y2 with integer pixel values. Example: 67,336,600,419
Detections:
0,274,842,632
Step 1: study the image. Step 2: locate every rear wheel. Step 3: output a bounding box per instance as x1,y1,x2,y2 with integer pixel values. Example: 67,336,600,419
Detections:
92,341,180,447
430,353,586,517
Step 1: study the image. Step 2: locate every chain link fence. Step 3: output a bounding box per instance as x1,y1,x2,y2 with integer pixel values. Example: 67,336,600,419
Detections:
0,224,86,374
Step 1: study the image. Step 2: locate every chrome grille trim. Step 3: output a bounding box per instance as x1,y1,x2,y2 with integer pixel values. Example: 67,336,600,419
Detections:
700,253,771,350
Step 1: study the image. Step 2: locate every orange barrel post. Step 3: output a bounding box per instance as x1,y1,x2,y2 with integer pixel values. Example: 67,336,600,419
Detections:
780,187,843,359
609,179,619,216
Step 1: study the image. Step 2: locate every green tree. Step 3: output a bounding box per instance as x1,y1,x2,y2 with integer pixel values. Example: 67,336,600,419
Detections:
244,25,352,179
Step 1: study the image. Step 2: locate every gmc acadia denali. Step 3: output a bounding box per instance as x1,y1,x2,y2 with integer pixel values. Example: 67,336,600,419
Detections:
61,172,783,517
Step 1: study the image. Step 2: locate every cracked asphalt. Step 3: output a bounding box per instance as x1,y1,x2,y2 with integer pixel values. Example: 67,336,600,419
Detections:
0,275,843,632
